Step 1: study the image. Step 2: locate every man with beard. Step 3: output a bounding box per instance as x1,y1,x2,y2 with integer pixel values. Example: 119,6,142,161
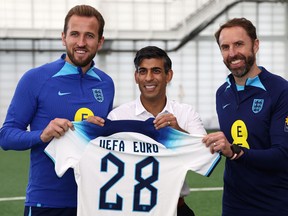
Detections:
0,5,114,216
202,18,288,216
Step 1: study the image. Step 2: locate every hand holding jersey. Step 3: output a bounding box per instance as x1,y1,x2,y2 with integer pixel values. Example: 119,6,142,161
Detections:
40,118,74,143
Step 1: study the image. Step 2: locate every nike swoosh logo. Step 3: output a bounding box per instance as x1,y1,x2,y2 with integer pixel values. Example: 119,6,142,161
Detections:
58,91,71,96
222,103,231,109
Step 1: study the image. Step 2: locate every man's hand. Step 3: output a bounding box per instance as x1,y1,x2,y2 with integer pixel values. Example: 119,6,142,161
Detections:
40,118,74,143
86,116,105,127
202,131,235,157
154,113,187,133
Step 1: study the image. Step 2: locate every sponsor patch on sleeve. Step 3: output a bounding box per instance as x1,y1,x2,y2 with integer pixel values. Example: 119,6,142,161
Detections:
285,116,288,132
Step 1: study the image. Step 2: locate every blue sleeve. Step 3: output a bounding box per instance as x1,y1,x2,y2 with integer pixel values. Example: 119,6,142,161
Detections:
0,70,44,150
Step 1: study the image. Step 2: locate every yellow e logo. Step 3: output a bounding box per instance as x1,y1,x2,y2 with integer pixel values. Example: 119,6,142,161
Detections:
74,108,94,121
231,120,250,149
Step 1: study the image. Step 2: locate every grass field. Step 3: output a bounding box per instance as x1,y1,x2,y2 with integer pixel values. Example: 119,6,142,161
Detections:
0,149,224,216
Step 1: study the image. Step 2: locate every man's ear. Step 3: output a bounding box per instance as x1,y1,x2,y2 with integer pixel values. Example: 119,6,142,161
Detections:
97,36,105,50
166,69,173,83
134,71,139,84
61,32,66,47
253,39,259,55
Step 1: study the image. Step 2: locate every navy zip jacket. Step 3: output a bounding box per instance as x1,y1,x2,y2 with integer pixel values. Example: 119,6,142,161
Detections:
217,67,288,216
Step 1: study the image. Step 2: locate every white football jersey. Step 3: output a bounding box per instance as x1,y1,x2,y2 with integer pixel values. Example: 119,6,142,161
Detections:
45,119,220,216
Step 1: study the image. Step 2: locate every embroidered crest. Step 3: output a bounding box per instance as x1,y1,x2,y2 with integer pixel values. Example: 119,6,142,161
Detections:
285,116,288,132
252,99,264,114
92,89,104,102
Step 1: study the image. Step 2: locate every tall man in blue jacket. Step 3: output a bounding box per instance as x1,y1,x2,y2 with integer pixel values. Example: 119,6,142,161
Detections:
0,5,114,216
203,18,288,216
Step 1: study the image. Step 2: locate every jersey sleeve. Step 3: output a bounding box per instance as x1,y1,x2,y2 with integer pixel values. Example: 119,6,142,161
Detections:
157,126,221,176
44,128,88,177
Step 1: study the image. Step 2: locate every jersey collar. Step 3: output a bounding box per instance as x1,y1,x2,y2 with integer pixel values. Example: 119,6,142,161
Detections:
226,66,267,91
53,54,101,81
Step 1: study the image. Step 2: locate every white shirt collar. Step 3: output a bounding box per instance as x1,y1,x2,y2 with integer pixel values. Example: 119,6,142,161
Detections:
135,96,174,117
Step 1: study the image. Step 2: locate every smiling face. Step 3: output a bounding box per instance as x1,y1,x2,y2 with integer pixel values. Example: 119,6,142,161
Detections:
62,15,104,73
219,26,259,79
135,58,173,104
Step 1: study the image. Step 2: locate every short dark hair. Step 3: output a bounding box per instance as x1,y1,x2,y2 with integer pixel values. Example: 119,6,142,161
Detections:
63,5,105,39
214,17,257,45
134,46,172,74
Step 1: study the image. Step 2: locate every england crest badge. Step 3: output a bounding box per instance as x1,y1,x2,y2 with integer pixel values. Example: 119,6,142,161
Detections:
93,89,104,102
252,99,264,114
